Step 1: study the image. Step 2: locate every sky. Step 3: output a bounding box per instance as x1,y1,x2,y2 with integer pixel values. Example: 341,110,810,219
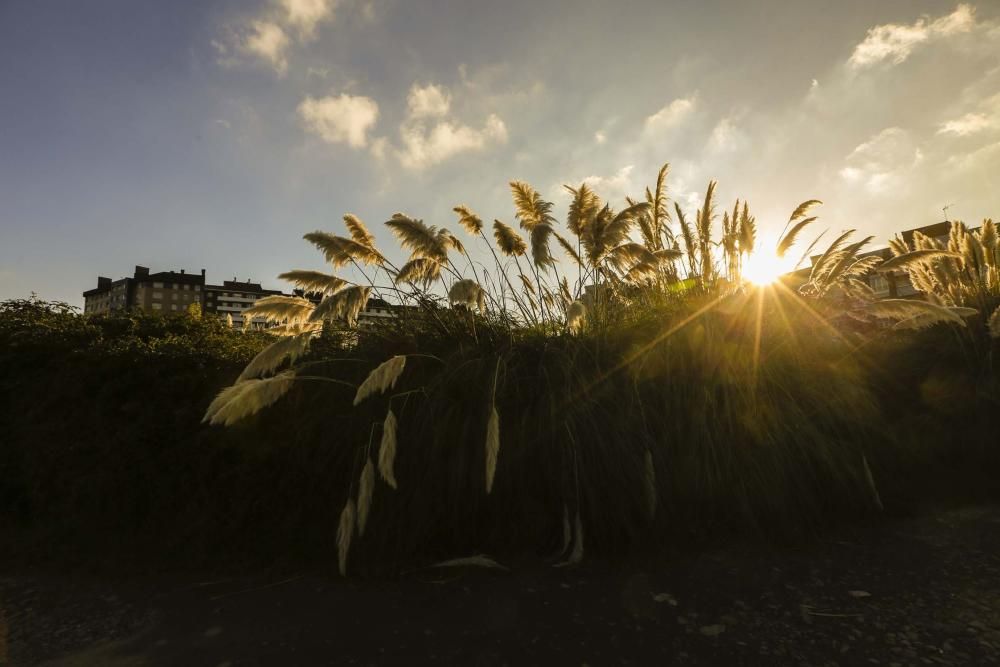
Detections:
1,0,999,305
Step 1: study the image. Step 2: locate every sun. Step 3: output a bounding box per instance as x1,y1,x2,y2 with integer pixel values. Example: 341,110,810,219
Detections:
742,251,794,286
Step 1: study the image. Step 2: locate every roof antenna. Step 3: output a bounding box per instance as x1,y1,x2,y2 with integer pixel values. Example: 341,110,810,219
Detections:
942,203,954,221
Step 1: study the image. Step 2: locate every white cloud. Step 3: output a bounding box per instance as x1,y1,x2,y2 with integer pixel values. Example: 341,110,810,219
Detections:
840,127,923,193
298,93,379,148
938,112,995,136
242,20,290,75
398,114,507,170
407,83,452,119
849,4,975,69
281,0,337,39
708,117,745,153
644,97,696,133
594,131,607,144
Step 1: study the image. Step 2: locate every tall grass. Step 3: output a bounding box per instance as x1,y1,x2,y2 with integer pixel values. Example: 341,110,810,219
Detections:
195,164,998,573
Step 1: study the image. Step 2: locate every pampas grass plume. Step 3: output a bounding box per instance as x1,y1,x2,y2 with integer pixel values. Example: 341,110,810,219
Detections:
378,409,398,489
336,498,355,576
485,405,500,494
357,456,375,536
354,355,407,406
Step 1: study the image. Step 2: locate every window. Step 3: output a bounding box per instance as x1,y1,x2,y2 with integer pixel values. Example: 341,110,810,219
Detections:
172,293,178,300
183,284,189,291
171,304,178,311
153,292,162,300
193,296,200,302
194,285,200,291
152,303,162,310
153,282,163,288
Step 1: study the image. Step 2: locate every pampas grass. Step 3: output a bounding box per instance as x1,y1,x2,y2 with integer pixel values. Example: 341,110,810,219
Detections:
865,299,971,327
378,409,398,489
449,279,485,311
493,220,527,257
277,270,348,295
485,405,500,494
353,355,407,406
236,332,313,382
357,456,375,536
203,371,296,425
453,205,484,235
566,300,586,333
242,295,315,324
989,305,1000,338
336,498,355,576
876,250,963,273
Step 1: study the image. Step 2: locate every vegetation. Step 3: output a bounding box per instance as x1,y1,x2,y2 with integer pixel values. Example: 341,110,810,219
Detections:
2,164,998,575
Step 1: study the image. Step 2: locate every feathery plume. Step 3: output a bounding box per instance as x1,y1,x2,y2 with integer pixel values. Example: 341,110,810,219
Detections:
336,498,355,576
396,257,441,287
789,199,822,223
876,250,963,273
277,270,348,296
203,371,296,426
485,405,500,493
449,278,485,311
343,214,378,249
357,456,375,536
303,232,383,267
354,355,407,406
509,181,555,230
493,220,527,256
385,215,448,261
776,217,817,258
378,409,398,489
864,299,968,326
237,332,313,382
989,305,1000,338
566,300,586,333
242,295,315,324
453,205,484,235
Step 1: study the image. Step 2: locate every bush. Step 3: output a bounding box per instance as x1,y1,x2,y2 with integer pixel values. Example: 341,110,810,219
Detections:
2,294,998,574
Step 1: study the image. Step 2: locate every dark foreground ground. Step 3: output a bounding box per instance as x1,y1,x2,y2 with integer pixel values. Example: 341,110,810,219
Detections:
2,506,999,666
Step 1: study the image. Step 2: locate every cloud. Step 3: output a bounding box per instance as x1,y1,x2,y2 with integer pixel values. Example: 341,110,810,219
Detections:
242,20,291,75
298,93,380,148
839,127,923,193
580,165,635,200
644,97,696,134
407,83,451,119
216,0,337,75
848,4,975,69
282,0,337,39
594,131,607,145
708,117,745,153
938,112,995,136
398,114,507,170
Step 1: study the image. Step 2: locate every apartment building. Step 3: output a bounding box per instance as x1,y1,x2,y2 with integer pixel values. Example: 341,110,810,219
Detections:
83,266,205,315
202,279,285,329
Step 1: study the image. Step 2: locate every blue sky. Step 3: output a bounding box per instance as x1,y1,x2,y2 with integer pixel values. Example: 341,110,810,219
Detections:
2,0,999,304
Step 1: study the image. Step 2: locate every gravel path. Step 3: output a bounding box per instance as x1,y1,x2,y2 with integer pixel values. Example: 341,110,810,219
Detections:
2,506,999,666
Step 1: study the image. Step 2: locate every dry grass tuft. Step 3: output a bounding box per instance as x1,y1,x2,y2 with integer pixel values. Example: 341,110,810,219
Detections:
876,250,963,273
353,355,407,406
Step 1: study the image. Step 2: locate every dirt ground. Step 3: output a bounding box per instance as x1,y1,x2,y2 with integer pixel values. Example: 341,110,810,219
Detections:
2,505,999,666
